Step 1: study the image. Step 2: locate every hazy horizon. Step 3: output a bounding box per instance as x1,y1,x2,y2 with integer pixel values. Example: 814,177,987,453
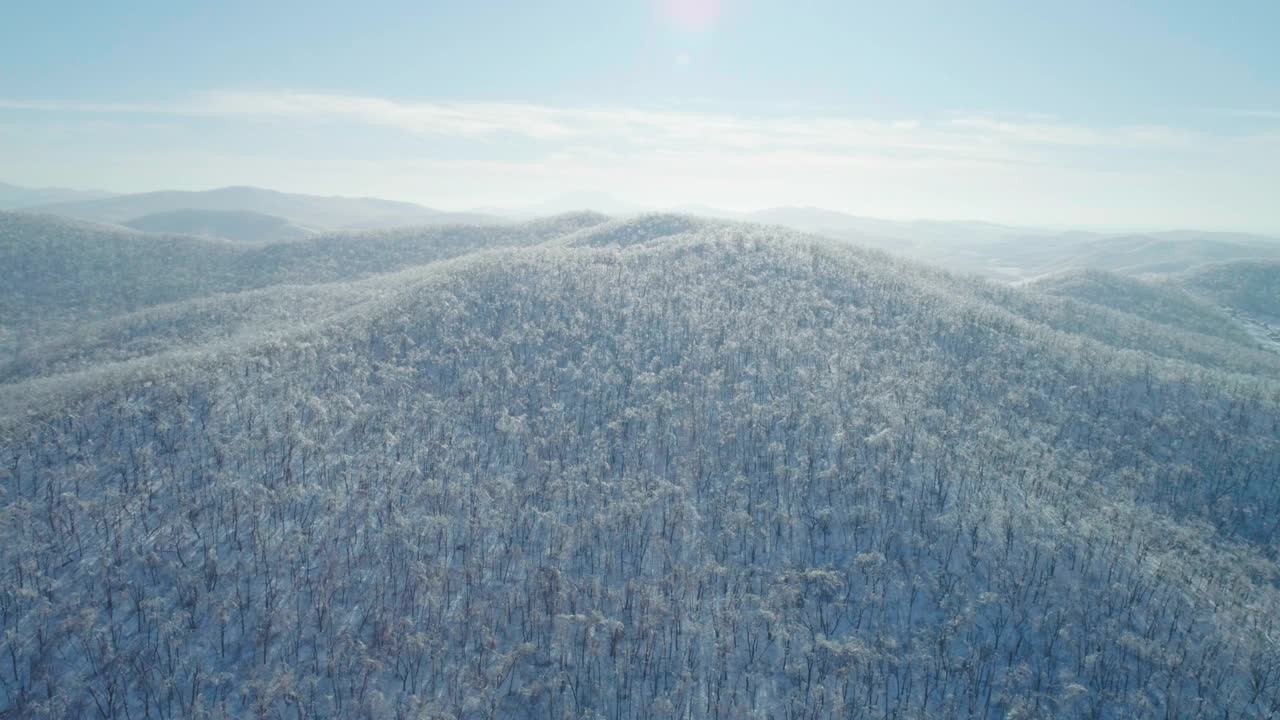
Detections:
6,178,1280,238
3,0,1279,233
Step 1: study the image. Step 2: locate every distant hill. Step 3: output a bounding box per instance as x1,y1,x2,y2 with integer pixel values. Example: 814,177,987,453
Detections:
1177,260,1280,352
0,180,114,210
1179,259,1280,318
0,210,608,350
559,213,714,248
1028,268,1252,345
691,207,1280,280
27,185,504,230
875,227,1280,280
717,208,1098,279
123,208,317,243
1029,231,1280,277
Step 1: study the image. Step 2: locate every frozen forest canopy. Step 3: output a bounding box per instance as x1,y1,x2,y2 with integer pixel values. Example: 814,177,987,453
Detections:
2,207,1280,719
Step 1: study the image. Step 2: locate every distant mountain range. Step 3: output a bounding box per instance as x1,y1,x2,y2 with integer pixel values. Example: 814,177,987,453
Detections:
5,181,1279,277
122,208,318,243
0,181,114,210
530,199,1280,280
12,183,505,235
714,206,1280,279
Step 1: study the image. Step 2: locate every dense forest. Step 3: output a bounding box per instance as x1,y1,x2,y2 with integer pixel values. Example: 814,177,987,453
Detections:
2,213,1279,719
1179,261,1280,320
0,212,605,354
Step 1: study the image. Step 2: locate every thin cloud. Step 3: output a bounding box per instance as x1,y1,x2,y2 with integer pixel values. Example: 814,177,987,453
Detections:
946,116,1197,149
3,91,1278,230
0,91,1243,163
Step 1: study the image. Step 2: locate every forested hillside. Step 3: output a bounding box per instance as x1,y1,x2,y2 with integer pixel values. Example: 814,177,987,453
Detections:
1020,232,1280,277
1180,260,1280,319
122,209,318,244
1028,269,1253,345
2,216,1279,719
0,211,607,352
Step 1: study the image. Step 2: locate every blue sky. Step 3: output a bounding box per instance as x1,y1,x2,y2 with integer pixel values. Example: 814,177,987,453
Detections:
2,0,1278,230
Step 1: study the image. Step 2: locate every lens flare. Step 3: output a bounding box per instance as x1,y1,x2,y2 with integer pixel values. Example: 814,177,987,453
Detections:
657,0,723,31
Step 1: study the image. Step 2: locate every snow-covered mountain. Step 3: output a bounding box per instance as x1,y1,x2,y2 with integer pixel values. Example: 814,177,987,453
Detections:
2,213,1279,719
122,209,318,244
23,185,504,231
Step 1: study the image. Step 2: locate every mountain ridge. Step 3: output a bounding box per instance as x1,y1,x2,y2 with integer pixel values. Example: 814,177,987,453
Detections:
3,216,1279,718
23,184,506,230
0,180,115,210
122,208,318,243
